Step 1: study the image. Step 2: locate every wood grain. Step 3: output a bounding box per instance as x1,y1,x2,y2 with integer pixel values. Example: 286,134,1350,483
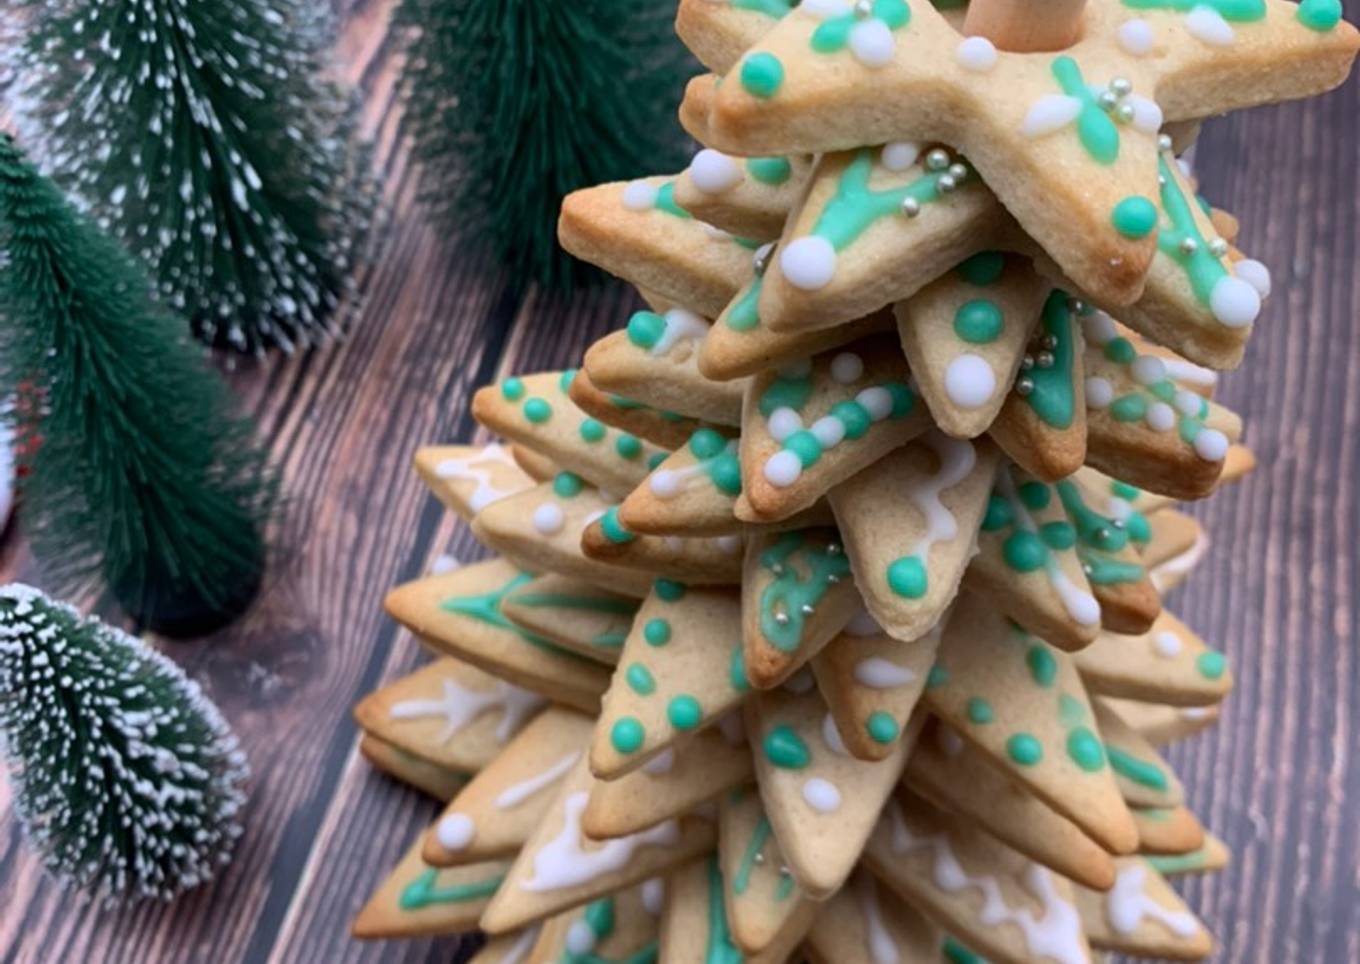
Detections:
0,1,1356,961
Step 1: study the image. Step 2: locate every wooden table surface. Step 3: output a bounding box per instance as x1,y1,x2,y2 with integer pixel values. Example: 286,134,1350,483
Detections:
1,1,1357,961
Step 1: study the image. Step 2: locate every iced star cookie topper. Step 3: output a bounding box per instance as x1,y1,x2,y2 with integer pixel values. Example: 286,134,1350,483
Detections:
695,0,1358,304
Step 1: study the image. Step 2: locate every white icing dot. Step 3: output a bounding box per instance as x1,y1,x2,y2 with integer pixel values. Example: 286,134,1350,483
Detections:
857,386,894,420
643,747,676,775
1126,95,1163,135
848,18,895,67
715,534,743,554
764,450,803,487
1066,590,1103,628
650,469,682,498
937,725,964,757
688,149,743,194
944,354,996,408
1185,5,1235,46
1145,401,1176,432
1174,388,1203,416
830,352,865,384
1117,18,1155,55
1022,95,1083,139
566,920,598,955
1193,428,1229,461
1083,310,1119,345
1182,706,1211,720
642,878,666,914
802,777,843,813
1085,376,1114,409
621,180,658,210
1153,631,1183,658
780,236,837,290
436,812,476,851
430,553,460,575
854,657,916,689
802,0,850,14
822,714,850,756
1131,355,1167,386
532,502,565,535
844,607,884,637
955,36,998,72
1210,275,1261,328
1234,258,1272,297
811,415,846,448
880,141,921,171
768,406,804,442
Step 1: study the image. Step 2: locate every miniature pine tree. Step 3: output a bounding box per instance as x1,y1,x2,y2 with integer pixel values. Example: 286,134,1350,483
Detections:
18,0,376,354
396,0,693,290
0,133,276,634
0,584,249,901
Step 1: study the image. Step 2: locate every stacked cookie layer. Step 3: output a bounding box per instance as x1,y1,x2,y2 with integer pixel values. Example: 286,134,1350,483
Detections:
350,2,1357,961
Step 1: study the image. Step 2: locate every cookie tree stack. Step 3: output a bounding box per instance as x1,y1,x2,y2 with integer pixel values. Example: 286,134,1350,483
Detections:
348,0,1356,961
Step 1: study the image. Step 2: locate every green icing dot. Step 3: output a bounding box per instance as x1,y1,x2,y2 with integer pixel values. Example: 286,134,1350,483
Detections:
866,712,898,744
831,400,871,439
559,369,576,391
785,430,823,468
616,434,642,459
1040,521,1076,550
746,156,793,185
643,618,672,646
886,556,928,599
1197,651,1227,680
1104,336,1137,365
690,428,727,459
730,647,750,692
668,695,703,730
1066,726,1106,772
1297,0,1342,30
523,397,552,423
611,717,645,753
626,310,666,349
1058,693,1087,725
1026,645,1058,688
1018,481,1050,510
1006,733,1043,766
600,507,634,544
625,662,656,695
981,494,1013,531
552,471,585,497
966,697,993,724
1110,394,1147,422
655,579,686,602
1112,196,1158,239
580,418,606,443
501,377,525,401
647,452,668,470
958,251,1005,285
886,382,915,417
1002,530,1047,572
763,724,810,768
953,300,1004,344
1111,480,1140,500
926,665,949,689
740,52,784,98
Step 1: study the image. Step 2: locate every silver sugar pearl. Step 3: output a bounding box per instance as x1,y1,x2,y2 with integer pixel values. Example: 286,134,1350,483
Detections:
774,610,790,625
948,162,968,181
754,852,767,865
925,148,950,172
1042,333,1059,350
1115,103,1136,123
771,563,784,575
1110,77,1133,97
1095,526,1110,542
1112,519,1126,530
1082,563,1094,575
1179,237,1199,256
1036,351,1055,368
937,174,958,193
827,542,842,555
753,246,774,276
900,196,921,218
1158,134,1173,151
800,603,816,615
1097,90,1119,111
1068,298,1086,313
1020,356,1035,371
854,0,873,16
1209,238,1229,257
1157,174,1168,187
1015,376,1035,396
826,573,841,584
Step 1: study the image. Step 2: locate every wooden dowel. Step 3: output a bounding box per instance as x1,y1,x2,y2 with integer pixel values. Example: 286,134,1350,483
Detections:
962,0,1087,52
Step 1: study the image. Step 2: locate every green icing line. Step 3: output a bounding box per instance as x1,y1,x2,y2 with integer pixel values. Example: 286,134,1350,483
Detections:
1050,57,1119,165
1122,0,1264,17
591,629,628,649
705,856,746,964
1055,480,1144,585
1066,726,1106,772
763,724,811,768
808,148,949,253
758,533,851,652
811,0,911,55
958,251,1005,285
731,0,795,16
1146,847,1213,875
727,277,763,332
1156,154,1227,308
1107,745,1169,791
399,869,504,910
1023,291,1077,429
442,572,589,663
510,591,637,616
561,896,659,964
734,816,774,895
730,646,751,692
942,936,986,964
654,182,692,219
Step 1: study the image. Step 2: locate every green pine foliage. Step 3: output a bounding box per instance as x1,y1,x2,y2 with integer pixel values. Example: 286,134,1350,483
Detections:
0,134,276,633
19,0,377,354
397,0,694,290
0,584,249,901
